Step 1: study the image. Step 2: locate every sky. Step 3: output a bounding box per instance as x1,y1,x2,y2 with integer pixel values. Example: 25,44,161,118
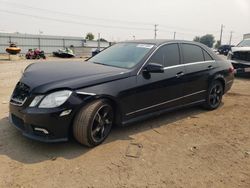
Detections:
0,0,249,45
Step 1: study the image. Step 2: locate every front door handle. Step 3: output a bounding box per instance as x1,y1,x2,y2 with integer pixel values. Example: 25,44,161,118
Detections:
176,72,184,78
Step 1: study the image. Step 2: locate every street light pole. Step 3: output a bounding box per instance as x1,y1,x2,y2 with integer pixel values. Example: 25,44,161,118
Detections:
229,31,233,45
154,24,158,39
219,24,225,46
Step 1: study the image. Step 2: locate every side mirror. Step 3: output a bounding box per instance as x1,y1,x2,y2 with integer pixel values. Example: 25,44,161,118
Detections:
143,63,164,74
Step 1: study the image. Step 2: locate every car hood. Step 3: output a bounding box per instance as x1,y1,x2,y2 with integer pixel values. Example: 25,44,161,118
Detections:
232,46,250,53
20,61,130,93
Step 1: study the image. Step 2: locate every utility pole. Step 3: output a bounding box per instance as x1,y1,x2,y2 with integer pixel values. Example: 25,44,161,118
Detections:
173,32,176,40
97,33,100,51
154,24,158,39
219,24,225,46
229,31,233,45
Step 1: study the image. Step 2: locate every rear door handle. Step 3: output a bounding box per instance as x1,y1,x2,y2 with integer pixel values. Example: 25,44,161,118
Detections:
208,65,214,69
176,72,184,78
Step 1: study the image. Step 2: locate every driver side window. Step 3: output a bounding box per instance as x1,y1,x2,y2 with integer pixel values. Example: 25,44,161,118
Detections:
149,44,180,67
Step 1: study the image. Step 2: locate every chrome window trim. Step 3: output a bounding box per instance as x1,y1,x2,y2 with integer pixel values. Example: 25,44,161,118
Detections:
163,60,216,70
126,90,206,116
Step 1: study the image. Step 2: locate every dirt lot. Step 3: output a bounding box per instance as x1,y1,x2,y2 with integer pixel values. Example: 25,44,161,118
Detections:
0,57,250,188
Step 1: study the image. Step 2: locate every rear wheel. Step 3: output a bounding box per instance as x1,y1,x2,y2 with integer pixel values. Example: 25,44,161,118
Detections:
203,81,223,110
73,100,114,147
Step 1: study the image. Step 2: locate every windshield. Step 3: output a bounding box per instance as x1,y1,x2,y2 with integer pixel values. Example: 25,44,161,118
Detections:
89,43,154,69
237,40,250,47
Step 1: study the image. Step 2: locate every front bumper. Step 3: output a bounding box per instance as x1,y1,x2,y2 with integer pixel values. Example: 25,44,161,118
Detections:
9,105,73,142
9,93,85,143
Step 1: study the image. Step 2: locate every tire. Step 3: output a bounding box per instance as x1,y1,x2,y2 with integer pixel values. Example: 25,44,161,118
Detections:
73,100,114,147
203,80,224,110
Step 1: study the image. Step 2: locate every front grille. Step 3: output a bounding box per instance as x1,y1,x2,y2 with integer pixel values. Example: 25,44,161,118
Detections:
10,82,30,106
11,114,25,131
233,52,250,61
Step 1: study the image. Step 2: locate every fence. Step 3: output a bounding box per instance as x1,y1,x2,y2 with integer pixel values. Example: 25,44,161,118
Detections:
0,32,110,55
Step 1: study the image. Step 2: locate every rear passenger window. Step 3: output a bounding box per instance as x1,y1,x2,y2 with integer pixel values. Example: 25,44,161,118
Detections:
203,50,213,61
182,44,204,64
149,44,180,67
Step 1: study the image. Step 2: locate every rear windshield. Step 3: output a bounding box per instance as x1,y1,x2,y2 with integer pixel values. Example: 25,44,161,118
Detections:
88,43,154,69
237,40,250,47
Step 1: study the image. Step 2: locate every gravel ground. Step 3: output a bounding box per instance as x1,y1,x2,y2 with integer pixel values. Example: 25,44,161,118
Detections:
0,57,250,188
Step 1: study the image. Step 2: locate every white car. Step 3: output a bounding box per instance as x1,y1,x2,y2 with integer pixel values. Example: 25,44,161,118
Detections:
228,39,250,76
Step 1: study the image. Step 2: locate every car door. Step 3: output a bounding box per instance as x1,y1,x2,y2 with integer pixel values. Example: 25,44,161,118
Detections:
126,43,186,117
180,43,216,103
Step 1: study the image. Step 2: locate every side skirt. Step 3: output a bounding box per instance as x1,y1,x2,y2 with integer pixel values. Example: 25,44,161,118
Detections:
121,100,205,126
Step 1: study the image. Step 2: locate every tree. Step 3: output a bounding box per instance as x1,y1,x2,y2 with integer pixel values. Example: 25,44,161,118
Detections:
193,36,200,42
85,33,94,40
97,38,108,42
214,40,221,49
200,34,215,48
193,34,215,48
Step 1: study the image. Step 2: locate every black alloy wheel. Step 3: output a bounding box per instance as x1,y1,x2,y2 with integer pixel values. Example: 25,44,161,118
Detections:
90,104,113,143
73,100,114,147
204,81,223,110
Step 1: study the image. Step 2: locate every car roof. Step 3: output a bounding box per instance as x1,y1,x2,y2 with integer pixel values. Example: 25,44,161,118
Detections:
123,39,202,46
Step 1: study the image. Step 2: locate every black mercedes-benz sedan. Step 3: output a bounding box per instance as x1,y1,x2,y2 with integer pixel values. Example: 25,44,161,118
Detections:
9,40,234,147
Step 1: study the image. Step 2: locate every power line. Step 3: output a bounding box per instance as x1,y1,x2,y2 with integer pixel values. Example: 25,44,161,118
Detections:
160,24,219,34
0,9,153,31
0,1,243,42
0,0,154,26
0,0,224,35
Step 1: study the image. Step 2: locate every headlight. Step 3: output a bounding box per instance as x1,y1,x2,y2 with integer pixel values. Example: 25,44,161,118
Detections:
36,90,72,108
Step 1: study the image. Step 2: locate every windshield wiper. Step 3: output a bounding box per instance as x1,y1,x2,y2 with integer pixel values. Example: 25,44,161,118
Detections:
92,61,115,67
92,61,105,65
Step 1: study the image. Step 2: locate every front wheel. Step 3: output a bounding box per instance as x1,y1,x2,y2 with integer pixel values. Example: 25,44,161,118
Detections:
203,81,223,110
73,100,114,147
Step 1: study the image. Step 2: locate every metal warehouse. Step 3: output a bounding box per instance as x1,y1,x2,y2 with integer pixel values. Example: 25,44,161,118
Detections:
0,32,110,54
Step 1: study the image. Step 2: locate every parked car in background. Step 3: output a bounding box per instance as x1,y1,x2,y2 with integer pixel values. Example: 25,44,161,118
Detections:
218,45,234,56
9,40,234,147
228,39,250,76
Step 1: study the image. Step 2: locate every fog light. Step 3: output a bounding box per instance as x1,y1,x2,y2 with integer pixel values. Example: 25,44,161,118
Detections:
34,127,49,134
60,109,72,117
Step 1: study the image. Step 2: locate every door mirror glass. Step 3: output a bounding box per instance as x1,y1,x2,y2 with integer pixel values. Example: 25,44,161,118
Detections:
144,63,164,73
